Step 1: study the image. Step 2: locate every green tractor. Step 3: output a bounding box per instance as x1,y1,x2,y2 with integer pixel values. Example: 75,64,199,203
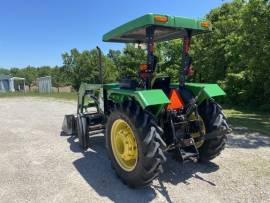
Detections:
62,14,231,187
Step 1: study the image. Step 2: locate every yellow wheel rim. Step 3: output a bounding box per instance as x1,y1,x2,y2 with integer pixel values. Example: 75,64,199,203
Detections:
189,114,206,148
111,119,138,172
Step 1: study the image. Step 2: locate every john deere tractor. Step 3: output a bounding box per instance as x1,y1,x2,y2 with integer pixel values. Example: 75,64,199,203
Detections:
62,14,231,187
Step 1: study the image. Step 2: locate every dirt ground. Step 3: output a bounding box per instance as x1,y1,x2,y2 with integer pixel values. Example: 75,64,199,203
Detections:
0,97,269,203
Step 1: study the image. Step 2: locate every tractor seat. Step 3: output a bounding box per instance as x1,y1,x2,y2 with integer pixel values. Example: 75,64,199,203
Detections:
119,78,138,90
151,75,171,95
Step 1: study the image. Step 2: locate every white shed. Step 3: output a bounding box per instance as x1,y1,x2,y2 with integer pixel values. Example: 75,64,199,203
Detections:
0,75,25,92
37,76,52,93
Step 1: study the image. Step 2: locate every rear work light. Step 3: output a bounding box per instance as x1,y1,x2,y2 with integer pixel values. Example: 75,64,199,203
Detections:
140,64,148,71
200,21,210,28
154,15,168,23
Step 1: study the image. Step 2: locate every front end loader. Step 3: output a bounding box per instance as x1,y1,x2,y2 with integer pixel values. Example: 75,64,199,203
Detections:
62,14,231,187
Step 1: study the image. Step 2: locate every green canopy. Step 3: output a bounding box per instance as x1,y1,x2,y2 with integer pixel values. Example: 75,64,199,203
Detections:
103,14,211,43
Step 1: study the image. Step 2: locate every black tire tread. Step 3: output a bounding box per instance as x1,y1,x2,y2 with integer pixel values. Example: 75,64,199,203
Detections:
198,99,230,162
105,100,166,187
76,113,89,150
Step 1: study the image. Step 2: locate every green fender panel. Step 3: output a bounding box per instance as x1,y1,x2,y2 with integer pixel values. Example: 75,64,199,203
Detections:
185,83,226,104
107,88,170,116
136,90,170,107
171,83,226,104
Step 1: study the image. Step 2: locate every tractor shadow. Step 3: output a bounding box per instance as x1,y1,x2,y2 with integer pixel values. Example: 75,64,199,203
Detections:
226,127,270,149
154,157,218,203
67,135,219,203
67,135,156,203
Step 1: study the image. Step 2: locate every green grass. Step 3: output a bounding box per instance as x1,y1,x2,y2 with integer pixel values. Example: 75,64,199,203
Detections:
0,91,77,100
223,107,270,136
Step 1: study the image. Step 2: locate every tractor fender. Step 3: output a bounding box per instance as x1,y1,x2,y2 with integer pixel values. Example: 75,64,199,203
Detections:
107,89,170,116
170,83,226,104
185,83,226,104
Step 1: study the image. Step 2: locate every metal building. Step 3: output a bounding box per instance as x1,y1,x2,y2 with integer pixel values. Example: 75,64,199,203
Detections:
37,76,52,93
0,75,26,92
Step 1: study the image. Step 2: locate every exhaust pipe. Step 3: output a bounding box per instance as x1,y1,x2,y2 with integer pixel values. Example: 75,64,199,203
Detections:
96,46,103,84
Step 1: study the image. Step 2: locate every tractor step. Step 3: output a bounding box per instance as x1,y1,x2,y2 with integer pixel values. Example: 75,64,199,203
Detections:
89,129,105,136
181,138,199,162
168,111,200,163
180,138,196,147
85,112,104,126
85,113,105,136
89,124,105,131
172,148,198,163
88,123,105,135
181,150,198,163
74,112,105,150
170,138,199,163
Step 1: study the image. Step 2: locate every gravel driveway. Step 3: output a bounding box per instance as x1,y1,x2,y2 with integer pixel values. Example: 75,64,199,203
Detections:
0,97,269,203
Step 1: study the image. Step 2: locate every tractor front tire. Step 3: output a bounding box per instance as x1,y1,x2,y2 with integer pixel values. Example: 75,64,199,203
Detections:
76,113,89,150
198,99,230,162
105,101,166,187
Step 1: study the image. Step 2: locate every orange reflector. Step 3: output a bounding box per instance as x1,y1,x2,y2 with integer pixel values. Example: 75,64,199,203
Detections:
154,15,168,23
201,21,209,28
140,64,148,71
167,89,185,110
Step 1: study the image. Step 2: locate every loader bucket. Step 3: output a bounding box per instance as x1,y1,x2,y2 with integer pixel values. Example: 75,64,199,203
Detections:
61,114,77,136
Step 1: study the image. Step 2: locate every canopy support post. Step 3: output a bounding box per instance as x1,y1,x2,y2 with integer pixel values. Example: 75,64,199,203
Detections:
179,29,192,88
146,26,155,89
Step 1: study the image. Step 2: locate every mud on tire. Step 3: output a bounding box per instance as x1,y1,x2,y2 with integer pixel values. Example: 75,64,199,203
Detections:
105,100,167,187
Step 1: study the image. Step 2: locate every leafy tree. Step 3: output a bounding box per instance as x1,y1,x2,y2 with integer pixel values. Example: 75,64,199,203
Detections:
0,68,10,75
21,66,38,90
115,44,146,79
146,0,267,108
238,0,270,106
191,0,244,83
51,66,67,92
156,40,183,82
107,49,121,67
37,66,53,77
10,68,22,77
62,48,118,90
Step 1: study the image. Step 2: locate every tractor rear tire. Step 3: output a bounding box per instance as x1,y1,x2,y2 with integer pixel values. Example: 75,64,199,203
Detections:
105,100,166,188
76,113,89,150
198,99,230,162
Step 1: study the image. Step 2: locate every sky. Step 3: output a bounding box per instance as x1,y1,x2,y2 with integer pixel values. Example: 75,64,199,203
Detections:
0,0,229,68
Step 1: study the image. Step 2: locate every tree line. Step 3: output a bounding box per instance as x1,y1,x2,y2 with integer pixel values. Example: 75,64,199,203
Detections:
0,0,269,110
0,66,65,91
